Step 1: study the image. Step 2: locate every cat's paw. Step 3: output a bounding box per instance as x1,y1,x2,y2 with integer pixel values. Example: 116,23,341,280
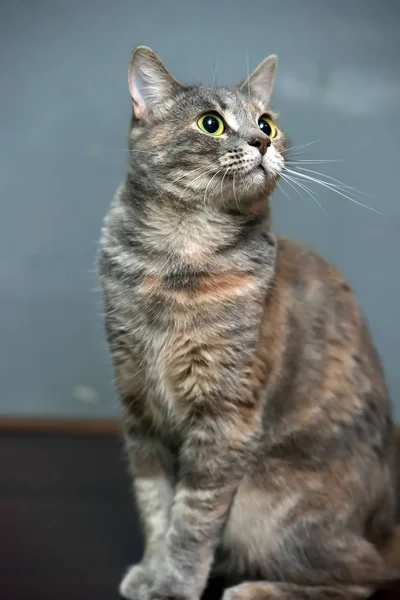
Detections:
119,564,151,600
222,583,278,600
148,576,199,600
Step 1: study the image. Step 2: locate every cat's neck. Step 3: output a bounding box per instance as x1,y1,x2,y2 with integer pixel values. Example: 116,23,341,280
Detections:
123,184,274,265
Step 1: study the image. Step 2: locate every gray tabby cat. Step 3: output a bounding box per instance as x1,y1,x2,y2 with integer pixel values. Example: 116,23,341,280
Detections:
98,46,399,600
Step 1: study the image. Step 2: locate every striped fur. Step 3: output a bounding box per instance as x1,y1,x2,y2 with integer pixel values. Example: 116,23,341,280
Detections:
98,47,397,600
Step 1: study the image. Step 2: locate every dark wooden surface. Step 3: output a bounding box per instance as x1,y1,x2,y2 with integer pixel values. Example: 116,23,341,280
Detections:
0,432,399,600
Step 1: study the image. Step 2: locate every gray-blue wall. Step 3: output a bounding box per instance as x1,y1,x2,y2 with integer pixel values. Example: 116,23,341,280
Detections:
0,0,399,418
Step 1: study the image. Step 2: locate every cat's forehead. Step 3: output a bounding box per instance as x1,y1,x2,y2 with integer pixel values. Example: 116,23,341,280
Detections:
180,85,267,122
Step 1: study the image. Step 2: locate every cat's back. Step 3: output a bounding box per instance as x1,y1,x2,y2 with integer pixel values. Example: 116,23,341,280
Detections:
274,234,374,343
275,235,354,302
273,234,387,384
265,234,393,460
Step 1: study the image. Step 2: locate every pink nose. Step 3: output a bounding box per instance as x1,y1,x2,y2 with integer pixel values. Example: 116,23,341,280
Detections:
248,135,271,156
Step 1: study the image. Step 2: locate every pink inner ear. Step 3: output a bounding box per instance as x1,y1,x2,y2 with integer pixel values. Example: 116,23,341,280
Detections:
129,70,149,121
132,96,148,121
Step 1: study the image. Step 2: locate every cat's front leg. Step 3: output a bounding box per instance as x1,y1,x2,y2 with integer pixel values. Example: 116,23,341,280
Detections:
120,431,175,600
148,412,259,600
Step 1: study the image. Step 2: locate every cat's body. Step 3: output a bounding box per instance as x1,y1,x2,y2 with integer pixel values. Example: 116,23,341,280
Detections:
99,47,398,600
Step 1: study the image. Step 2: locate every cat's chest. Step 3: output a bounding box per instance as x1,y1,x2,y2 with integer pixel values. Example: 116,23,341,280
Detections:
128,265,267,431
138,323,232,433
142,328,179,431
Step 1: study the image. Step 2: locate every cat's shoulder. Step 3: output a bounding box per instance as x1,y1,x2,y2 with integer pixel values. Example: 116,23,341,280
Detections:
275,235,353,296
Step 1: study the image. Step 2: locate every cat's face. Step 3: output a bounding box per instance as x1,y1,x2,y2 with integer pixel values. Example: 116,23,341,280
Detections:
127,47,287,209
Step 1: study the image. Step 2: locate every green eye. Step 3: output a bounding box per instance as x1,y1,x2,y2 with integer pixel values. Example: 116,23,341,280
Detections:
258,116,277,139
197,113,225,136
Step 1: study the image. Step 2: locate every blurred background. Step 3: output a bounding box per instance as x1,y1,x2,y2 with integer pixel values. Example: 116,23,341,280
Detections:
0,0,399,422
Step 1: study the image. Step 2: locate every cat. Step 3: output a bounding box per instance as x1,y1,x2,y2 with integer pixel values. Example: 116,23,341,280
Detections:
98,46,399,600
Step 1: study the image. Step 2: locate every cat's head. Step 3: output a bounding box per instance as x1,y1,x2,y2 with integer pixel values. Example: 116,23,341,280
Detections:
127,46,287,210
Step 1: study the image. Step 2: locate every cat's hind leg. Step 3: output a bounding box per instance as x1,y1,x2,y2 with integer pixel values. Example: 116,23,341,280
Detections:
219,476,391,600
221,581,371,600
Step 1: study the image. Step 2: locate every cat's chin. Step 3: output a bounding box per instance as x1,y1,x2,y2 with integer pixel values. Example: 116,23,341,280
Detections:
257,162,280,181
232,166,279,203
228,172,268,204
242,164,272,191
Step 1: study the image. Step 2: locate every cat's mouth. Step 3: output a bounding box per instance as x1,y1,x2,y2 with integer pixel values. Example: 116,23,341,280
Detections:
242,157,267,177
258,163,267,175
254,153,284,181
223,156,274,183
253,161,270,180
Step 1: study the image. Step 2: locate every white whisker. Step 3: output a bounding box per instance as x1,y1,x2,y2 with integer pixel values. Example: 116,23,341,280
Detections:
203,169,223,206
232,172,240,212
178,166,218,202
213,58,218,88
285,169,381,214
129,149,160,155
280,172,305,201
245,52,251,104
293,167,370,197
276,180,292,203
220,167,230,201
281,173,327,214
288,159,343,164
283,140,318,154
155,166,205,201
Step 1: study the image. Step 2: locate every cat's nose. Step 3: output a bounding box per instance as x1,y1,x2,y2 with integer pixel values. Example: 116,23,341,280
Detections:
248,135,271,156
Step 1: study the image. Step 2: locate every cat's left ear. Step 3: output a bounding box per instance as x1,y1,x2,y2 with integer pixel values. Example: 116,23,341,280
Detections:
128,46,183,122
240,54,277,105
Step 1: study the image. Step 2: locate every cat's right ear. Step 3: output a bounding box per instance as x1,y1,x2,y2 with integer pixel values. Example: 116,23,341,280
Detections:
240,54,277,106
128,46,182,122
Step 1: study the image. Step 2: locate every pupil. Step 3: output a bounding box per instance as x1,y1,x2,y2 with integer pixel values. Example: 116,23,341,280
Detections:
203,116,219,133
259,119,271,136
